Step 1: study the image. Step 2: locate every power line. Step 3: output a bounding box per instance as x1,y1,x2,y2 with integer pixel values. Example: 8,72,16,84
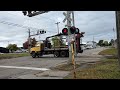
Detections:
0,12,65,34
6,11,64,25
33,15,65,26
0,21,54,33
6,11,65,25
0,20,42,30
33,16,55,22
0,20,57,33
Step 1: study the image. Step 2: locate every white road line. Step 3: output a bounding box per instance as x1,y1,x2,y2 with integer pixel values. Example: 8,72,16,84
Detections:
0,65,50,71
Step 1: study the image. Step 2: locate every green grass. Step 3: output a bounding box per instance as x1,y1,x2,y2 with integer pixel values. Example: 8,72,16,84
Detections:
63,48,120,79
98,48,117,55
0,53,30,60
64,59,120,79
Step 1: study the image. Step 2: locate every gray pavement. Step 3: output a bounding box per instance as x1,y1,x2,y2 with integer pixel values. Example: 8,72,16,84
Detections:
0,47,107,79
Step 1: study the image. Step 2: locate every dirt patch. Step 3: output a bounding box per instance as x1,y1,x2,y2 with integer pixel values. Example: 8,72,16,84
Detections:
34,70,70,78
51,63,81,71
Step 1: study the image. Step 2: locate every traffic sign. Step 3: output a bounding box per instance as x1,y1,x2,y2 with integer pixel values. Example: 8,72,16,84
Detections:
63,12,72,23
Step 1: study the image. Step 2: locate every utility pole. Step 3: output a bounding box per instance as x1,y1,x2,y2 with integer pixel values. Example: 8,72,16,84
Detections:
28,29,46,53
81,38,82,44
22,11,47,53
55,22,60,34
8,41,9,46
72,11,77,56
115,11,120,68
67,11,72,64
93,36,94,47
28,29,31,53
113,28,116,47
113,28,116,41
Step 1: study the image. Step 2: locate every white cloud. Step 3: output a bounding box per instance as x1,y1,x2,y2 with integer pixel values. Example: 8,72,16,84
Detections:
0,11,116,47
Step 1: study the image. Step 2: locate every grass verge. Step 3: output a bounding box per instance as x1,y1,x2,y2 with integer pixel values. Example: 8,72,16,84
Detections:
63,48,120,79
99,48,118,59
0,53,30,60
64,59,120,79
98,48,117,55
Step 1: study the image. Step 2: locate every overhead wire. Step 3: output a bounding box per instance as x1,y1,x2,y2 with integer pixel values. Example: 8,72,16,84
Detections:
0,20,57,34
0,11,65,34
0,11,64,46
0,20,41,30
32,14,65,26
6,11,65,25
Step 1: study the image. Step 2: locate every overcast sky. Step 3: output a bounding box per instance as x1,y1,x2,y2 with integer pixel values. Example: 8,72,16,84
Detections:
0,11,116,47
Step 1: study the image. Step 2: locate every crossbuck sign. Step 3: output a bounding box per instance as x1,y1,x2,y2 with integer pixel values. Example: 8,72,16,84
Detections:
63,12,72,23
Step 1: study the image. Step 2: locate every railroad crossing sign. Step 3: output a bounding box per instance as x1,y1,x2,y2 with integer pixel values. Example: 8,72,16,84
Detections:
63,12,72,23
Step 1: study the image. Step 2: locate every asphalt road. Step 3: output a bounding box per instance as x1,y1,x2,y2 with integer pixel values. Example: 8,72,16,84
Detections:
0,47,107,79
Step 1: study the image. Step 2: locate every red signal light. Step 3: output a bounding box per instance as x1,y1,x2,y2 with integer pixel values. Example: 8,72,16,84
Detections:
62,28,68,35
64,29,67,33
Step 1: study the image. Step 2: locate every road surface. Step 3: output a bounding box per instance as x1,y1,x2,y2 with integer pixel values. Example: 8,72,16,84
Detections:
0,47,107,79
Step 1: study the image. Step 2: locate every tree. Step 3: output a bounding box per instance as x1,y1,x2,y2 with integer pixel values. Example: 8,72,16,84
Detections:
51,36,66,47
6,44,18,52
31,38,37,47
52,37,60,47
98,40,109,46
98,40,104,46
109,41,112,46
23,38,37,49
109,39,114,46
104,41,109,46
23,40,29,49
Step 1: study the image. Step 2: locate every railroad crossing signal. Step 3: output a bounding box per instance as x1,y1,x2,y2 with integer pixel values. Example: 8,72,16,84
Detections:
75,28,79,34
70,26,76,34
62,28,68,35
22,11,49,17
40,30,46,34
62,27,80,35
23,11,27,16
70,26,80,34
63,12,72,23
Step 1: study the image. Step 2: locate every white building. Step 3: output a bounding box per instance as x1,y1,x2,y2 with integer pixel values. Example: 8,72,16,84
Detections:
85,41,97,49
